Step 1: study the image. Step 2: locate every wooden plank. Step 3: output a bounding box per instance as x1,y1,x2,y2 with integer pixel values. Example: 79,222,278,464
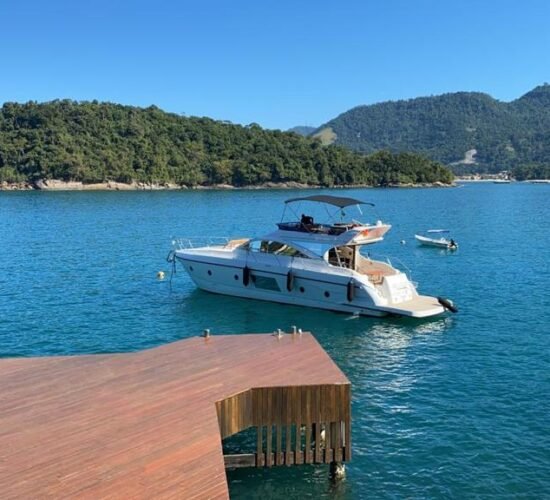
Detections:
254,386,263,426
295,422,302,465
228,395,234,436
276,423,282,465
266,425,273,467
305,387,313,463
285,425,293,465
305,423,312,464
334,422,342,462
314,422,321,463
344,421,351,462
256,425,263,467
275,388,282,465
285,387,295,465
224,454,256,469
324,423,332,463
267,386,273,438
343,384,352,462
294,386,302,465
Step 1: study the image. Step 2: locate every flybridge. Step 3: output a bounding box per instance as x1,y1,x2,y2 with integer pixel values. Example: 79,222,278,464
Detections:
277,194,387,244
270,222,391,247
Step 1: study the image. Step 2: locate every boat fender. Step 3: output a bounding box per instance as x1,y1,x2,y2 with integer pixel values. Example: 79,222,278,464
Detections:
438,297,458,313
347,280,355,302
286,271,294,292
243,266,251,286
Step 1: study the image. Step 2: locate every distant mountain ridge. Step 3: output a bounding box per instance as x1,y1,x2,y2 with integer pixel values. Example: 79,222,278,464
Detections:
313,85,550,174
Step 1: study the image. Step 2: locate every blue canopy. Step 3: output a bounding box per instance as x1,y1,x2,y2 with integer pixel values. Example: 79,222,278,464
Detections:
285,195,374,208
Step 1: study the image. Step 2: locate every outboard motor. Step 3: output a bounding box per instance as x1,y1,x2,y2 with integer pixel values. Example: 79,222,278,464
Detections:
438,297,458,313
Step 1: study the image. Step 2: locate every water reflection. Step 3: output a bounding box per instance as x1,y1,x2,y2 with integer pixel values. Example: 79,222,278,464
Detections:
170,284,451,368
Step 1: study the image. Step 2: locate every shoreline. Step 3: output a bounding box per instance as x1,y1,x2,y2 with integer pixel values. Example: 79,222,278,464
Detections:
0,179,455,192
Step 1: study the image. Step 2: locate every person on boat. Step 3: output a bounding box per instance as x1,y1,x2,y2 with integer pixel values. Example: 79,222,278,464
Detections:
301,214,314,228
449,238,457,249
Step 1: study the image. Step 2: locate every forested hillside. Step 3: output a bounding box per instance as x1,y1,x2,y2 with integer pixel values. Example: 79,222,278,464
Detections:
314,85,550,175
0,100,453,187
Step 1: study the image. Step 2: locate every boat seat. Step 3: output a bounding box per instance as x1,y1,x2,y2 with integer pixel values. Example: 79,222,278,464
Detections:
363,270,384,284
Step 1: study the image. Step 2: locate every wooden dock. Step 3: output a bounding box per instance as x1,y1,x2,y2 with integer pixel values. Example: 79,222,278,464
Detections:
0,331,351,499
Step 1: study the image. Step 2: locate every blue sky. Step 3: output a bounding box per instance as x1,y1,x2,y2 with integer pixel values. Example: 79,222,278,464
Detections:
1,0,549,129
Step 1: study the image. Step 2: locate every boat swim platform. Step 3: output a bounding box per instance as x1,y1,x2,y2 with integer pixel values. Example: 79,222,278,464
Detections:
0,331,351,499
378,295,446,318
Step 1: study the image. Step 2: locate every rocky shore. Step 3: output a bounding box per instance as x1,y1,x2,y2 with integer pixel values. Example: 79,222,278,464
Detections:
1,179,454,191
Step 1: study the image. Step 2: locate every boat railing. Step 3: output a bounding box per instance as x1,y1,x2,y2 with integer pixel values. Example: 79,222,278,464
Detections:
172,237,241,249
362,253,416,286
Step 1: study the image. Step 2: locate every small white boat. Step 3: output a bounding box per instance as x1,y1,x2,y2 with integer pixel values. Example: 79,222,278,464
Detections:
169,196,457,318
415,230,458,250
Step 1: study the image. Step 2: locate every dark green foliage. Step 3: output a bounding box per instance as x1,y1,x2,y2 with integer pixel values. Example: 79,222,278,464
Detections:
512,163,550,181
0,100,452,186
318,84,550,175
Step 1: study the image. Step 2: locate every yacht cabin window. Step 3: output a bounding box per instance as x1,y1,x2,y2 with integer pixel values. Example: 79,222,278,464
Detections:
246,240,308,258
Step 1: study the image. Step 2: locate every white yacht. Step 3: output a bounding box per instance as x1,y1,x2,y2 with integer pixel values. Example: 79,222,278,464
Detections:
170,195,457,318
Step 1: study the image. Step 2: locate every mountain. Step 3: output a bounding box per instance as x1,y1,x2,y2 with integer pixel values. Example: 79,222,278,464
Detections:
313,84,550,174
288,126,316,136
0,100,453,187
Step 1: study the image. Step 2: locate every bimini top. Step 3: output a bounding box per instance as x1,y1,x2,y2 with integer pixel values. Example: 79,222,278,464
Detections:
284,195,374,208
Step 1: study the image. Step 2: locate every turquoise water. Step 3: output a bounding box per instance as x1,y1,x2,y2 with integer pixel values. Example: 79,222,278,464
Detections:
1,184,548,498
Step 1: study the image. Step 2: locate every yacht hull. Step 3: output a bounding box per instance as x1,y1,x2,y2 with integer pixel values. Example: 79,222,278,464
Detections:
197,280,388,317
175,253,444,318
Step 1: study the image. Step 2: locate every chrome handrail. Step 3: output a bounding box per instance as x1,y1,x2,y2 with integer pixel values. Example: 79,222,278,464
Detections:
361,252,414,283
172,237,232,249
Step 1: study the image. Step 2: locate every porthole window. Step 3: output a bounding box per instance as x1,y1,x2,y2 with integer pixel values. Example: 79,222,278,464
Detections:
207,270,212,276
324,291,330,298
234,274,239,280
299,286,305,293
189,266,194,272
